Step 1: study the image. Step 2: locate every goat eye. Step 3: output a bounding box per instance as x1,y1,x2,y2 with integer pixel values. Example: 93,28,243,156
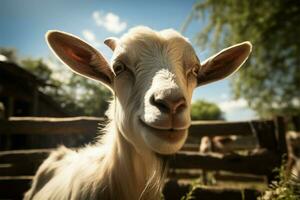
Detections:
113,62,126,76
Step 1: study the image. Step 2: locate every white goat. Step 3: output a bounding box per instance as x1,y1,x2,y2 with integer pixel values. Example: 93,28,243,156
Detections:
24,26,252,200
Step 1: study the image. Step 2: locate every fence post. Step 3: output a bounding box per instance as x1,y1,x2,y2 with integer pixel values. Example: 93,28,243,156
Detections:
265,116,288,184
254,121,277,151
275,116,287,156
292,116,300,132
0,102,11,150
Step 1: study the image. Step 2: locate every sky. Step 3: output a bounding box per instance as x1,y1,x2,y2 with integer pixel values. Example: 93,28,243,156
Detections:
0,0,256,121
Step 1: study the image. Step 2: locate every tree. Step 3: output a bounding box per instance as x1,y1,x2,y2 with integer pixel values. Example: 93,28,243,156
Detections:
191,100,223,120
187,0,300,118
22,58,52,82
20,57,111,117
62,74,111,117
0,48,18,62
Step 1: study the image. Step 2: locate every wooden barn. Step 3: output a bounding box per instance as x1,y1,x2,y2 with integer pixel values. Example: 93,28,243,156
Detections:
0,61,68,118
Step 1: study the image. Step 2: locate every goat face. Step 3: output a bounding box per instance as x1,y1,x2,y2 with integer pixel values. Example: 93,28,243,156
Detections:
46,26,252,155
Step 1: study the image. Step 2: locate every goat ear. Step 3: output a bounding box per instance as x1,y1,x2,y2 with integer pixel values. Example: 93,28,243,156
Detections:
104,37,118,51
46,30,114,90
197,41,252,86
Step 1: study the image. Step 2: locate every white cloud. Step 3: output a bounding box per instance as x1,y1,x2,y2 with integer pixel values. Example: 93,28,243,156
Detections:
92,11,127,34
217,98,257,121
218,98,248,112
82,29,101,48
82,30,96,41
0,54,7,62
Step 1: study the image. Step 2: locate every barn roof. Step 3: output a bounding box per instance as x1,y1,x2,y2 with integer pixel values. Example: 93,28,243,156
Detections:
0,61,46,86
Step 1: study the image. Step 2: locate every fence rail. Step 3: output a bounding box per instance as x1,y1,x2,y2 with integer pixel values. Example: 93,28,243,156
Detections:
0,116,288,200
0,117,273,137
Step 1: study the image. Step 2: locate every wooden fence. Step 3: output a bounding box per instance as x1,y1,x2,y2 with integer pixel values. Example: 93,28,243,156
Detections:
0,117,288,200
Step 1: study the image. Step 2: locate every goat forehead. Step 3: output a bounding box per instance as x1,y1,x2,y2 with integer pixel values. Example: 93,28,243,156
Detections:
117,39,192,72
117,27,191,60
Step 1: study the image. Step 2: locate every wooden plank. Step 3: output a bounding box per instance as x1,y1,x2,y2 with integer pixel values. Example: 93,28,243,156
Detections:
0,149,51,176
292,116,300,131
168,170,202,179
255,120,277,151
169,150,280,175
0,117,273,137
168,170,265,182
0,149,51,163
0,149,280,176
163,180,261,200
214,173,265,182
180,144,199,152
0,176,32,199
189,120,274,137
0,117,104,135
275,116,287,155
0,162,43,176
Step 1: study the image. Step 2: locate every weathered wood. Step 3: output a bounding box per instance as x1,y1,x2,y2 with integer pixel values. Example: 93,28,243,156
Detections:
0,149,51,176
180,143,199,151
0,149,51,163
254,120,277,151
0,176,32,199
163,179,261,200
0,117,274,138
0,117,104,135
275,116,287,155
189,120,273,137
168,170,202,179
0,116,286,199
190,187,260,200
292,116,300,131
214,173,265,182
168,170,265,182
0,149,280,176
0,162,43,176
169,150,280,175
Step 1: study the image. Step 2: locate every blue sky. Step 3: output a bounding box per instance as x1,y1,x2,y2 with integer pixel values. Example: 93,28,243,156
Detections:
0,0,256,121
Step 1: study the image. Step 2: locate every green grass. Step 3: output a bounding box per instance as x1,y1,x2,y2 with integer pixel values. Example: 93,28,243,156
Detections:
258,162,299,200
167,158,300,200
180,179,202,200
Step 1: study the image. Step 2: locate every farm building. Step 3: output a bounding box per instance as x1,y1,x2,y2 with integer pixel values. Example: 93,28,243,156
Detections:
0,61,68,118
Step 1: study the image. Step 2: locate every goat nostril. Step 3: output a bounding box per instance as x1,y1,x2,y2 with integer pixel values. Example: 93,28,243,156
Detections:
150,95,170,113
150,94,186,114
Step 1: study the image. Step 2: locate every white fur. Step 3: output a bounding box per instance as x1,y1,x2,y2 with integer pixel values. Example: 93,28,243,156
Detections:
25,26,251,200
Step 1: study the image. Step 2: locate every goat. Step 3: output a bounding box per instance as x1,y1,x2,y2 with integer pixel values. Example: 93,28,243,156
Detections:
24,26,252,200
199,135,258,154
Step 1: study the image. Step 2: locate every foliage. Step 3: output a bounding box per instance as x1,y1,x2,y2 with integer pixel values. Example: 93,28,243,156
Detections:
180,179,202,200
258,161,300,200
0,47,18,62
188,0,300,118
22,58,53,82
191,99,223,120
35,59,111,117
0,48,111,117
58,74,111,117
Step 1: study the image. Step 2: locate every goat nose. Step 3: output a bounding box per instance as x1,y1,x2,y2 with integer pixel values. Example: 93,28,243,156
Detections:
151,92,187,114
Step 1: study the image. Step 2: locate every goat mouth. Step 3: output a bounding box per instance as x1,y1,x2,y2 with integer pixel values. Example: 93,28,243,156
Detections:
139,118,187,143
